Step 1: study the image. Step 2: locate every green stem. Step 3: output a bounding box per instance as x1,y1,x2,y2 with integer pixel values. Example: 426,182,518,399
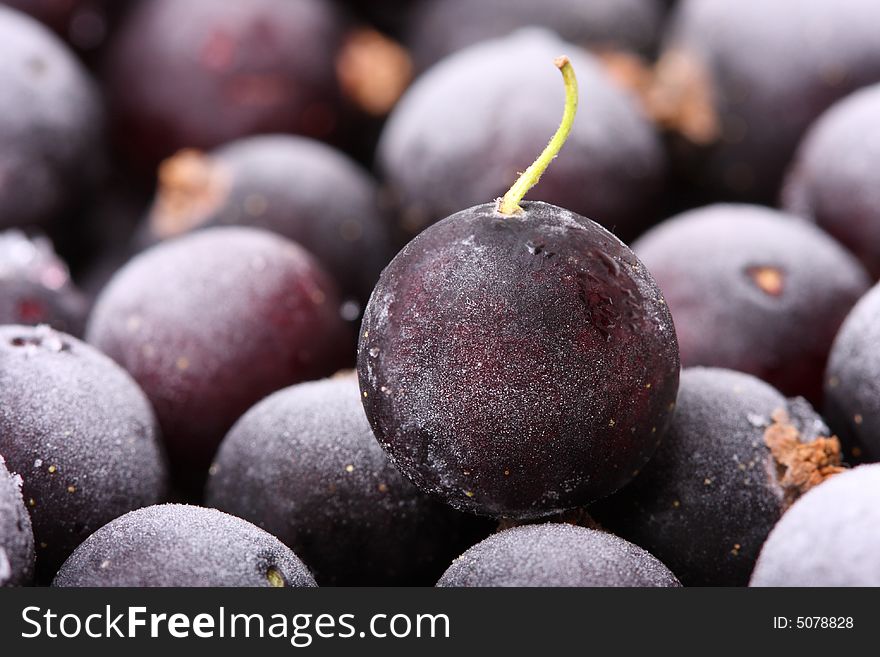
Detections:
498,56,579,215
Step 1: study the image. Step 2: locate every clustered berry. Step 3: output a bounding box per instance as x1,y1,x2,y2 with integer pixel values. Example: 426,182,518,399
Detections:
1,0,878,589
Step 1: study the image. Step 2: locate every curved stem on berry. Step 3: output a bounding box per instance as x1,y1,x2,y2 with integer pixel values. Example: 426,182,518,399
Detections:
498,55,579,215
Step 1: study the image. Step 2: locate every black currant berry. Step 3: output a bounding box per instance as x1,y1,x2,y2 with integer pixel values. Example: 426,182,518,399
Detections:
407,0,664,71
592,367,844,586
359,57,679,519
143,135,394,305
1,0,111,53
206,375,492,585
0,454,34,586
0,325,168,580
633,204,870,402
378,29,666,241
653,0,880,202
437,524,680,587
751,464,880,586
0,231,87,336
824,281,880,463
105,0,349,169
783,84,880,279
53,504,317,587
0,5,104,230
87,227,349,488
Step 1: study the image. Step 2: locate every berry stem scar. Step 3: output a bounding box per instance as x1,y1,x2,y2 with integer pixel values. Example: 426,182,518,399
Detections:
498,55,579,215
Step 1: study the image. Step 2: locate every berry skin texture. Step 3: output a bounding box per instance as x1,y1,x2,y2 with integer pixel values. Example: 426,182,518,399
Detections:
783,84,880,279
436,523,681,587
633,204,870,403
750,464,880,586
145,135,394,305
357,201,680,519
657,0,880,202
408,0,664,71
0,231,87,336
0,454,34,587
86,227,349,486
0,325,168,580
378,30,666,241
206,375,492,586
0,5,104,230
824,281,880,462
592,367,842,586
1,0,109,51
105,0,348,168
52,504,316,587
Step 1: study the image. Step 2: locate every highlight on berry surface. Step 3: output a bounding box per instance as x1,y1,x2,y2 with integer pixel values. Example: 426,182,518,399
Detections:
497,55,579,215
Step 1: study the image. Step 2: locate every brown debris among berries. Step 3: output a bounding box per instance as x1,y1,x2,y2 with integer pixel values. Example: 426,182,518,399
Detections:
336,28,412,117
765,409,845,508
150,149,231,239
597,47,721,145
595,49,657,103
646,49,720,145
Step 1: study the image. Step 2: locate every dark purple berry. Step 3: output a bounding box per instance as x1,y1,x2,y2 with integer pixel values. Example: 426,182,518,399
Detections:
1,0,111,53
783,84,880,279
105,0,349,169
750,464,880,586
824,281,880,463
53,504,316,587
378,30,666,241
0,5,104,230
592,367,844,586
86,227,349,487
143,135,394,305
358,201,679,518
408,0,664,71
0,325,168,580
633,204,870,402
206,375,492,585
436,523,681,587
0,454,34,586
0,231,87,336
654,0,880,202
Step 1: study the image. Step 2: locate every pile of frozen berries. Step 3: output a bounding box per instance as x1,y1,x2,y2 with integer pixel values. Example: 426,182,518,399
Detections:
3,0,880,588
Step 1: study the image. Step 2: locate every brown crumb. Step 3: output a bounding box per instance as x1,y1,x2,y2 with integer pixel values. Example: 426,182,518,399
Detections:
595,48,656,101
746,266,785,296
644,49,721,145
150,149,231,239
765,409,845,509
336,28,412,117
